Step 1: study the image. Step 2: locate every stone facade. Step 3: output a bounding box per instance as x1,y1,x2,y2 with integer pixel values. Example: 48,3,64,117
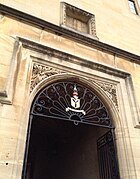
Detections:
0,0,140,178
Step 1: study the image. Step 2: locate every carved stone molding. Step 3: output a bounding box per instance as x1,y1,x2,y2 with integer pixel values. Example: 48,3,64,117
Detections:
30,63,118,109
92,80,118,108
89,17,97,36
0,37,21,104
20,38,129,79
60,2,97,37
1,5,140,62
30,63,66,92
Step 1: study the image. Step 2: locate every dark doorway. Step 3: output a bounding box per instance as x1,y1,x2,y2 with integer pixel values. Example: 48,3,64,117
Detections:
23,80,120,179
26,116,105,179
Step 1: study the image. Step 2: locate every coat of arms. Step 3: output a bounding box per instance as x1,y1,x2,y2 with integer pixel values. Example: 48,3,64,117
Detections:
71,85,80,109
66,85,85,115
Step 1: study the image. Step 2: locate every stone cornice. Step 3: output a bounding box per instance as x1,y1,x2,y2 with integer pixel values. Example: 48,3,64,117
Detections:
0,3,140,63
19,37,130,79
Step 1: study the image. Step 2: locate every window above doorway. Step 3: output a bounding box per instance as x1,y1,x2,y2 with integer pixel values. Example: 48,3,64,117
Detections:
128,0,138,14
60,2,97,39
128,0,140,15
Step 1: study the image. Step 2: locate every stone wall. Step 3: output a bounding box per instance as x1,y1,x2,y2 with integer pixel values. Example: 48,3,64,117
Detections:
0,1,140,179
1,0,140,55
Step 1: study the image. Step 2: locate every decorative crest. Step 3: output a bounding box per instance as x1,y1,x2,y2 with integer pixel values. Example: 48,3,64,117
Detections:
66,85,85,115
71,85,80,108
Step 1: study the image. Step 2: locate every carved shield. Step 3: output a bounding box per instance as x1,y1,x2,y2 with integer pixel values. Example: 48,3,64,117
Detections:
71,97,80,109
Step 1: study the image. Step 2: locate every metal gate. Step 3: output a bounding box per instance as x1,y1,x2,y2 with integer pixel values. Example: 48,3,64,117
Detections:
22,80,120,178
97,129,120,179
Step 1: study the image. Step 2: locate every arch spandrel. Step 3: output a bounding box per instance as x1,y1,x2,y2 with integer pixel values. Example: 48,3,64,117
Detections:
30,74,121,129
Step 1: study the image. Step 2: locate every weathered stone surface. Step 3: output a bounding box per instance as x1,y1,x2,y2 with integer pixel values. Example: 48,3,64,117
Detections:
0,34,15,92
0,1,140,179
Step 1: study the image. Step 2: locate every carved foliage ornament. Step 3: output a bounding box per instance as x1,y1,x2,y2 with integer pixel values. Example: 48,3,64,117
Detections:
92,80,118,108
30,63,118,109
30,63,65,92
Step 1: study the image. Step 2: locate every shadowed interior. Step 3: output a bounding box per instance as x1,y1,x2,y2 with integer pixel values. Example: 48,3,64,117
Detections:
26,117,108,179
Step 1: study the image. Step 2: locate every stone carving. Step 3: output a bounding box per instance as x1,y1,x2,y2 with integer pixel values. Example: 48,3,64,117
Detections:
61,2,97,37
62,3,67,25
92,80,118,108
89,17,97,36
30,63,65,92
30,63,118,109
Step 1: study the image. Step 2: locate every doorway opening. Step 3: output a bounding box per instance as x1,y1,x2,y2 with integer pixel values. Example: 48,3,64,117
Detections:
22,79,120,179
26,116,109,179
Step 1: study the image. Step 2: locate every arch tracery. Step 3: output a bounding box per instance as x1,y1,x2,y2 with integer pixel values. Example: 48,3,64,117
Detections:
31,80,113,128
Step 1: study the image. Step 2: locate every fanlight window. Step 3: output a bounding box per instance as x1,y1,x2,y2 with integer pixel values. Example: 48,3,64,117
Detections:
31,81,112,128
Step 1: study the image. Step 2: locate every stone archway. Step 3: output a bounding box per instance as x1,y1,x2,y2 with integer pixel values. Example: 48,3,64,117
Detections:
22,74,121,179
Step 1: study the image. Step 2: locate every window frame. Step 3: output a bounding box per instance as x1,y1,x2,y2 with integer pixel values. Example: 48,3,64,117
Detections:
60,2,97,38
128,0,140,15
